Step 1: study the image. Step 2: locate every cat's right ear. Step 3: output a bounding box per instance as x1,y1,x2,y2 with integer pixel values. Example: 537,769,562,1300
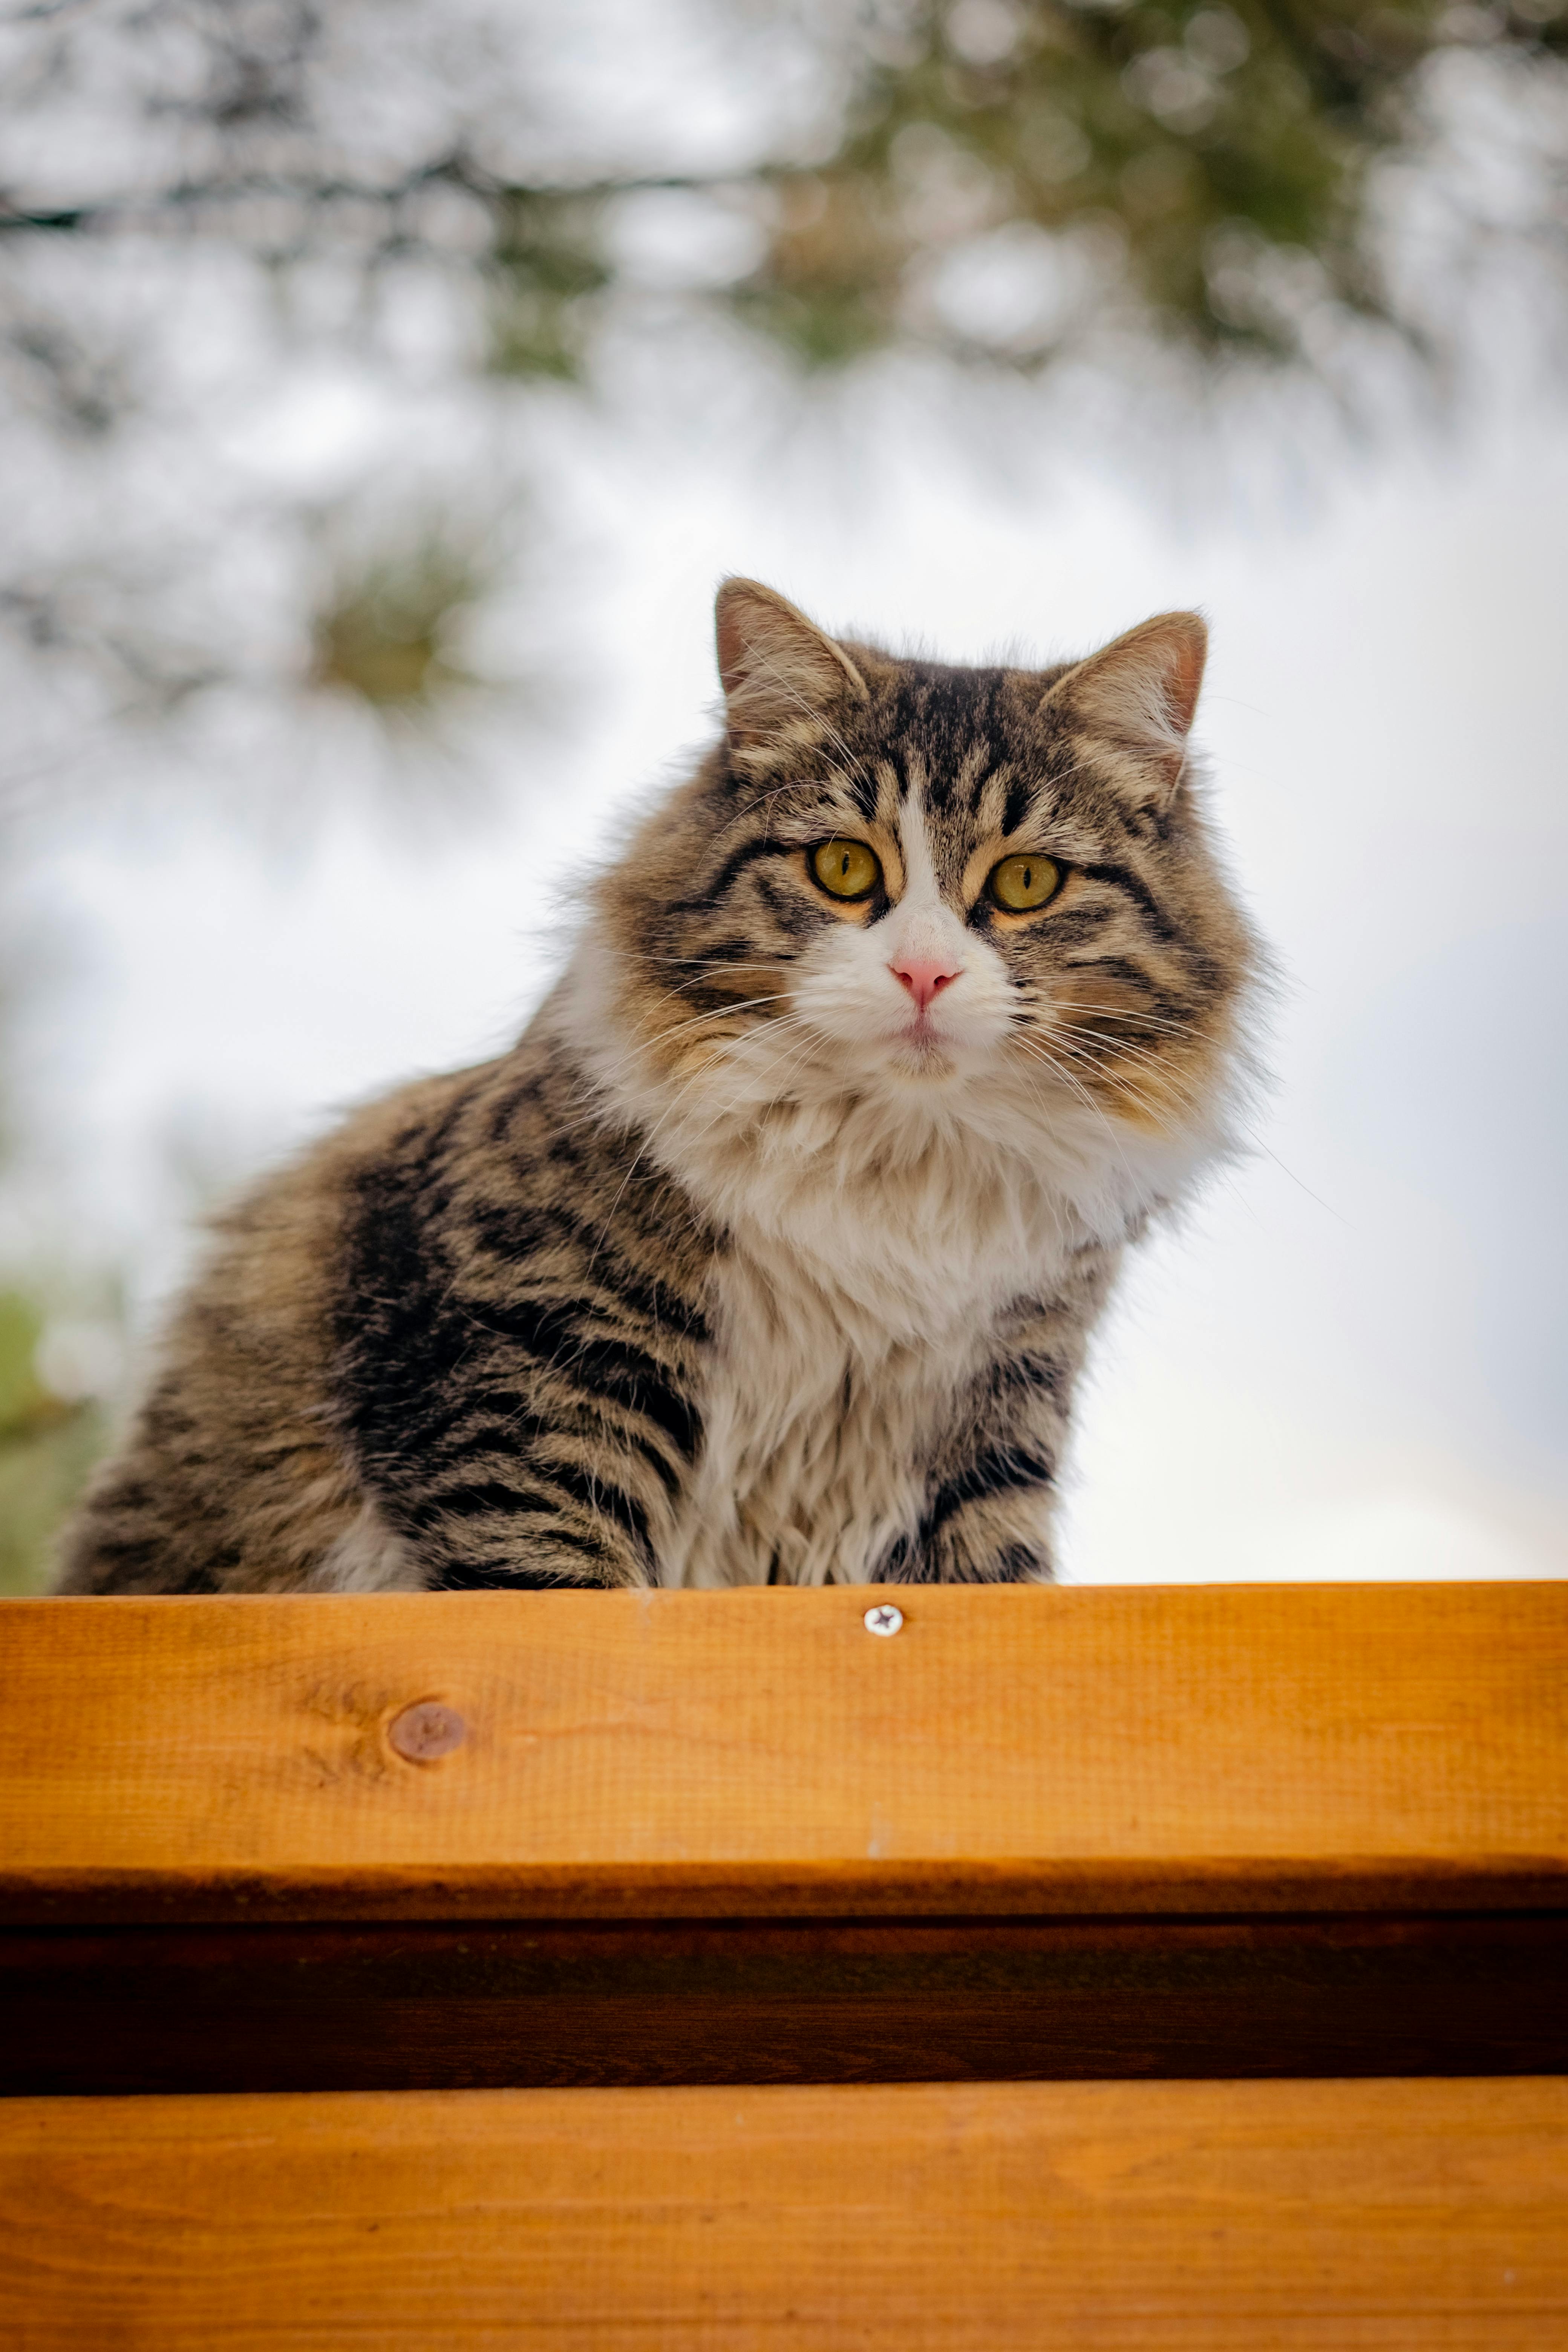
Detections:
1046,611,1208,808
715,578,870,752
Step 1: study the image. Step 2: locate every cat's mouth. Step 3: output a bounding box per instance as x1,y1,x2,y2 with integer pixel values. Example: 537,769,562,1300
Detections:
884,1011,962,1071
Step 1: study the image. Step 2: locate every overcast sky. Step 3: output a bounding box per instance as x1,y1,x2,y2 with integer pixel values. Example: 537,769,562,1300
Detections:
18,378,1568,1583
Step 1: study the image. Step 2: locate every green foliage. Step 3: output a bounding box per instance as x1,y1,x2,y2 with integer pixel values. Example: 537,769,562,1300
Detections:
369,0,1568,381
850,0,1368,355
0,0,1562,774
0,1291,105,1596
723,0,1568,367
732,172,914,366
485,190,616,380
311,540,488,710
0,0,1564,788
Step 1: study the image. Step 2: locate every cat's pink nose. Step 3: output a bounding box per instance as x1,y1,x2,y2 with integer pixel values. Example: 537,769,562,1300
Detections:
890,953,962,1011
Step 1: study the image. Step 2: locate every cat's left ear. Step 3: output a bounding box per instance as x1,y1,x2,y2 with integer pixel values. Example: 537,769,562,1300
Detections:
715,577,870,751
1047,611,1207,806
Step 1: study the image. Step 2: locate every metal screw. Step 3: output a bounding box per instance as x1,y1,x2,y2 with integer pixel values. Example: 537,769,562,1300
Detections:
864,1604,903,1637
388,1700,468,1762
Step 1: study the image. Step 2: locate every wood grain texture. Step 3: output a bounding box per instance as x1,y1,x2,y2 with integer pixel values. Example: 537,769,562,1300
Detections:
3,1585,1566,1923
3,2079,1565,2348
6,1913,1568,2092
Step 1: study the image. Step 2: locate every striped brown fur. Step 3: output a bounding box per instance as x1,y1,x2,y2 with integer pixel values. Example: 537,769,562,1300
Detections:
56,581,1258,1594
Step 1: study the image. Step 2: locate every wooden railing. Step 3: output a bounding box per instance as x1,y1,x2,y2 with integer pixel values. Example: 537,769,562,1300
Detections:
2,1582,1565,2344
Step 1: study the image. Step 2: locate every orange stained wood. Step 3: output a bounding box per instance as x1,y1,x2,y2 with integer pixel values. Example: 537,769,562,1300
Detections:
3,2078,1565,2349
2,1583,1566,1922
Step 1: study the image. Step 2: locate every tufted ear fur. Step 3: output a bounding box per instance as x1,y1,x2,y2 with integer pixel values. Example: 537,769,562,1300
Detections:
1049,611,1207,805
715,577,870,750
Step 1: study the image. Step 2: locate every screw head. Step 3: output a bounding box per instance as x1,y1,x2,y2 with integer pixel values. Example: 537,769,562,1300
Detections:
388,1700,468,1762
864,1604,904,1637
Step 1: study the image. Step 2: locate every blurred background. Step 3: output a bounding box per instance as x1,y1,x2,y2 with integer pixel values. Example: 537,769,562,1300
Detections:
2,0,1565,1591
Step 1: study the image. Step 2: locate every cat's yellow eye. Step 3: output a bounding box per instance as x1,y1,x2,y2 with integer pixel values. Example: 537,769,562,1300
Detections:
812,839,880,901
988,853,1063,913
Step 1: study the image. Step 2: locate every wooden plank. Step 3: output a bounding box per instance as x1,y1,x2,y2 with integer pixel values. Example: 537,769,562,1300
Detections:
6,1913,1568,2093
3,1586,1566,1924
3,2079,1564,2348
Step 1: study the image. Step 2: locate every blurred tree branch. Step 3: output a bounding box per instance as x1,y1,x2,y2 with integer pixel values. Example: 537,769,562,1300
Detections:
6,0,1563,359
0,0,1563,804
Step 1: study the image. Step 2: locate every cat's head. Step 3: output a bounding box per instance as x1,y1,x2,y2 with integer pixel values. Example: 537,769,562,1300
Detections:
586,578,1258,1188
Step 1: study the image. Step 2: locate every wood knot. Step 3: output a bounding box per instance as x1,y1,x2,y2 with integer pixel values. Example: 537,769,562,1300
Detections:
387,1700,468,1763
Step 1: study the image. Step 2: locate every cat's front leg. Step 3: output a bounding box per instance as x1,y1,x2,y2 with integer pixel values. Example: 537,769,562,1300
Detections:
882,1280,1108,1585
890,1414,1062,1586
346,1323,701,1592
381,1417,677,1592
414,1495,654,1590
336,1101,711,1592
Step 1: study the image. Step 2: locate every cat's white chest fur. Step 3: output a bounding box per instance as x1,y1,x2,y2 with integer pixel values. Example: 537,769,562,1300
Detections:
663,1112,1121,1588
672,1250,975,1589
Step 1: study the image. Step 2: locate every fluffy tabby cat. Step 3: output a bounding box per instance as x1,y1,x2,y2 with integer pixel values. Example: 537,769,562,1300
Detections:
56,578,1257,1595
